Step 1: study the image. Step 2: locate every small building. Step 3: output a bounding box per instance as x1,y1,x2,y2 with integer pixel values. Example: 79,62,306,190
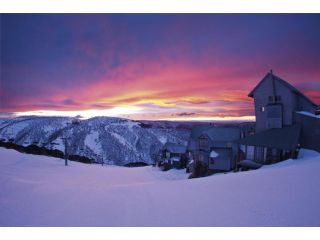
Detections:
158,142,187,169
187,126,240,172
187,124,213,158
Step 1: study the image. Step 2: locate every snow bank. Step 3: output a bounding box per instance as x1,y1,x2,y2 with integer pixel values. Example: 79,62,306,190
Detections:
296,111,320,119
0,147,320,227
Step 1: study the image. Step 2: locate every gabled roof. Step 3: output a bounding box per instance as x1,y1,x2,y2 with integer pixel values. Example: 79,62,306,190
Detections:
248,72,318,107
163,142,186,154
204,127,240,142
190,125,214,139
237,124,301,150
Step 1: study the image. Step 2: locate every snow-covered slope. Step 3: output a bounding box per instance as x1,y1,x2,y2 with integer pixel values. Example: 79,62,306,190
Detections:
0,147,320,226
0,116,189,165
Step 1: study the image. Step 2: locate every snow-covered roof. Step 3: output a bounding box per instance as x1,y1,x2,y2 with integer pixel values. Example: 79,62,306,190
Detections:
190,125,214,138
204,127,240,142
163,142,186,154
170,156,181,162
296,111,320,119
210,150,219,158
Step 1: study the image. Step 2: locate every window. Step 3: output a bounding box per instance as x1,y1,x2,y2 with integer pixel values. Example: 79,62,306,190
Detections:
268,96,282,103
261,106,265,112
240,144,246,153
199,154,205,162
267,105,282,118
199,136,209,149
246,145,255,160
266,104,283,129
210,158,215,165
272,148,278,156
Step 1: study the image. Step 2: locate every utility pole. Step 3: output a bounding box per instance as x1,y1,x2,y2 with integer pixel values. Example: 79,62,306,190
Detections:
61,137,70,166
98,154,104,166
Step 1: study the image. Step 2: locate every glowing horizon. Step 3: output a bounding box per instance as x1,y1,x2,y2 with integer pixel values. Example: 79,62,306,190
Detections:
12,109,256,122
13,106,143,119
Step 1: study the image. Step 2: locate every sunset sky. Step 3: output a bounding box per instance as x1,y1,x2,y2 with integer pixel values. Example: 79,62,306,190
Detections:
1,14,320,120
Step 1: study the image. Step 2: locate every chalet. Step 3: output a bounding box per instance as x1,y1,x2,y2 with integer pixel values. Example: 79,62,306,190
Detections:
187,124,213,158
249,70,318,133
158,142,187,170
237,71,320,166
187,126,240,173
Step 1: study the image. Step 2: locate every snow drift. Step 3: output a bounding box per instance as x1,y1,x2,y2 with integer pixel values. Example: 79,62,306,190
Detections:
0,147,320,226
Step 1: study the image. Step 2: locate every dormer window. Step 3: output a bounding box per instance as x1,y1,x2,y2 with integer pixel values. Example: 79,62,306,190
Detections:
268,96,282,103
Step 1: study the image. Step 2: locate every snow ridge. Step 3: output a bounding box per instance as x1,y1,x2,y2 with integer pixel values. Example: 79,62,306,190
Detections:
0,116,189,165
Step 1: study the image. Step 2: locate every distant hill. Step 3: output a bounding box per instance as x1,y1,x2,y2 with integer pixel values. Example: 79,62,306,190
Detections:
0,116,190,165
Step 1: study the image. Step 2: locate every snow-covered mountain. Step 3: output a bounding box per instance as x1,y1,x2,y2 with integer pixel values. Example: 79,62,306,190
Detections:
0,116,190,165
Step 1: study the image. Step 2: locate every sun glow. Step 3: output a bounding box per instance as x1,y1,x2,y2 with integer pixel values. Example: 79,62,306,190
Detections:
14,106,142,119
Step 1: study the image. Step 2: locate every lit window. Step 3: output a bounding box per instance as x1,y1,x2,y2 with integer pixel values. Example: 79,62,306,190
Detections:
261,107,265,112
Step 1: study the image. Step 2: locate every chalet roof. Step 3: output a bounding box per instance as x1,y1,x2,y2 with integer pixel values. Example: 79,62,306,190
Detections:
163,142,186,154
237,124,301,150
203,127,240,142
248,72,318,107
190,125,214,139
